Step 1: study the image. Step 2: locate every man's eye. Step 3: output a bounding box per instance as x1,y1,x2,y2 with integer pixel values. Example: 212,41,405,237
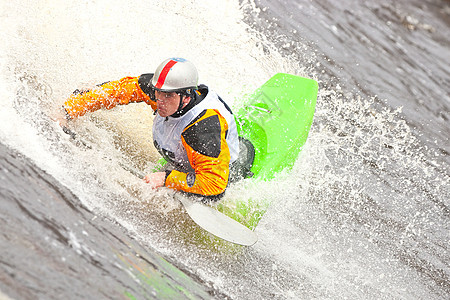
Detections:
162,93,174,98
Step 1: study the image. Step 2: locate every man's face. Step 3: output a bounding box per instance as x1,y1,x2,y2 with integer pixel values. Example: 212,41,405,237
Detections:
155,91,181,117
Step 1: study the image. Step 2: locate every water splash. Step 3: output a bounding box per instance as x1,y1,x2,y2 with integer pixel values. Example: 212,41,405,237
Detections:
1,0,449,299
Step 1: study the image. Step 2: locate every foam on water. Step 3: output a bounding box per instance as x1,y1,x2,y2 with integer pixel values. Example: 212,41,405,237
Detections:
1,0,448,299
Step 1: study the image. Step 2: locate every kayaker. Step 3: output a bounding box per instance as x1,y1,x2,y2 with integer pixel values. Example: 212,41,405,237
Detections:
56,57,240,200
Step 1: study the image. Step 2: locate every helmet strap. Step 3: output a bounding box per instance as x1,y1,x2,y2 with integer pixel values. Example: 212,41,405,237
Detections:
170,89,194,117
177,93,185,112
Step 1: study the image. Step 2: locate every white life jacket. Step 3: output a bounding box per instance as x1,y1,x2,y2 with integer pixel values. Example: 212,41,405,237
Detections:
152,89,239,172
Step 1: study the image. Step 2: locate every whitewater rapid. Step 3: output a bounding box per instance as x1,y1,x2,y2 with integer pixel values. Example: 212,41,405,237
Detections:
1,0,448,299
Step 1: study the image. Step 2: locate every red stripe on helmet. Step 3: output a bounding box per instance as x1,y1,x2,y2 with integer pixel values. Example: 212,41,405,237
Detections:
155,60,178,89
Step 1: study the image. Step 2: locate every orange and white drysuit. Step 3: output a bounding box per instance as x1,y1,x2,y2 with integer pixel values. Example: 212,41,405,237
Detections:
63,74,239,199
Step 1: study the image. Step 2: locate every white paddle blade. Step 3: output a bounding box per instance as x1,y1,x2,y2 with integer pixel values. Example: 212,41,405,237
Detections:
177,196,258,246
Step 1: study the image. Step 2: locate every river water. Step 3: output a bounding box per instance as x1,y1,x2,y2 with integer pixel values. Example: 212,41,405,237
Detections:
0,0,448,299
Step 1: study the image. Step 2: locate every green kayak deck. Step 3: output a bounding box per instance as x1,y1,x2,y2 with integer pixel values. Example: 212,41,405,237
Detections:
217,73,318,229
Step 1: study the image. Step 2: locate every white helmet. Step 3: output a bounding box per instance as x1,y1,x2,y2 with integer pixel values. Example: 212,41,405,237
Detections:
151,58,198,93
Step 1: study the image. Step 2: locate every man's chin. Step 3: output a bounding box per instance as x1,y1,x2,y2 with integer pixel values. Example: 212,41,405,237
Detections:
157,111,168,117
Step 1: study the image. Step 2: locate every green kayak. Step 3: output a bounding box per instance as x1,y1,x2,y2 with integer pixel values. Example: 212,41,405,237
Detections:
217,73,318,229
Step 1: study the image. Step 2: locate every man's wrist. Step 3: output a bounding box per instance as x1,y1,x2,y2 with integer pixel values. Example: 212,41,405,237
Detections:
62,106,72,121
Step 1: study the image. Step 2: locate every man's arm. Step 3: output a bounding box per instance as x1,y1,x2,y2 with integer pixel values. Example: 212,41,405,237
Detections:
164,109,231,197
63,76,156,120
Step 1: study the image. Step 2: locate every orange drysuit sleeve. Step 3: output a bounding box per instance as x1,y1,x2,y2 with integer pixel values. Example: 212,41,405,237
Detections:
63,76,156,119
164,109,231,198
